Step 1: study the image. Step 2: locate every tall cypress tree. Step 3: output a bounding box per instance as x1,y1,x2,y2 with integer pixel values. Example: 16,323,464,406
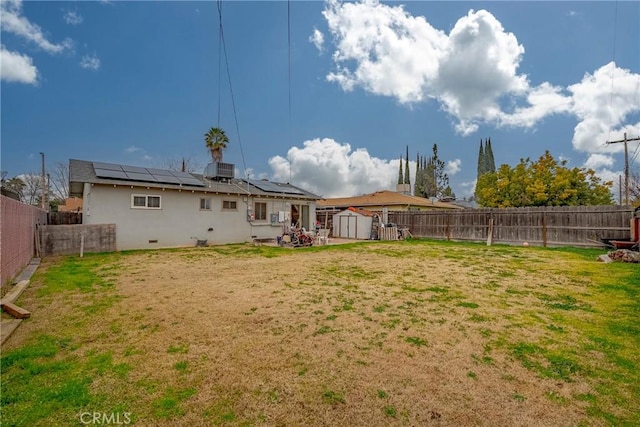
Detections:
414,153,422,196
404,146,410,186
398,156,404,185
477,139,486,180
485,138,496,173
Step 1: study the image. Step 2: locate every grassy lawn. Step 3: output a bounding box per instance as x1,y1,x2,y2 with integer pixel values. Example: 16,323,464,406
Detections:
1,240,638,426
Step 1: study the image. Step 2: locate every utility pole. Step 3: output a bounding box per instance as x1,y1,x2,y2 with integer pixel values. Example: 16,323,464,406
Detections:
606,133,640,205
40,152,46,210
619,175,623,205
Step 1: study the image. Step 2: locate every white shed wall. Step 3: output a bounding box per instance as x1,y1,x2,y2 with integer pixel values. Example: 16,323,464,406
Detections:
332,210,372,239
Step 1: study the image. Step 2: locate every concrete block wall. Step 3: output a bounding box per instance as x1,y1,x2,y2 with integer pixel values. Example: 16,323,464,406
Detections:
41,224,116,256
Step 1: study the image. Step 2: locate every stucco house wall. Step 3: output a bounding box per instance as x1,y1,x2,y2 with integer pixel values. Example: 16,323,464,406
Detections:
82,184,316,250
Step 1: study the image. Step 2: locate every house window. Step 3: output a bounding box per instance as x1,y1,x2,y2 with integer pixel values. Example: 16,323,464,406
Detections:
222,200,237,210
200,198,211,210
255,202,267,220
131,194,161,209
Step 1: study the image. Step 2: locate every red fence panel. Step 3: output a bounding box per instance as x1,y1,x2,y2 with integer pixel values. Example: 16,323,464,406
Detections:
1,195,47,289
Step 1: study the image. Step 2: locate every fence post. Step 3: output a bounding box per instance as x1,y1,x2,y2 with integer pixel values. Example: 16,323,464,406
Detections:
487,218,494,246
542,212,547,247
445,213,451,240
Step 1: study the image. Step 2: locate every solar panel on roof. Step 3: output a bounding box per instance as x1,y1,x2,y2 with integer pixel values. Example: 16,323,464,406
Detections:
170,171,195,178
125,172,158,182
147,168,173,176
93,162,123,171
152,175,181,184
122,165,149,174
248,180,304,195
178,177,205,187
94,168,129,180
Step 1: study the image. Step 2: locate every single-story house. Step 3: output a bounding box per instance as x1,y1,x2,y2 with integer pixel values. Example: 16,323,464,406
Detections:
317,190,463,213
69,159,320,250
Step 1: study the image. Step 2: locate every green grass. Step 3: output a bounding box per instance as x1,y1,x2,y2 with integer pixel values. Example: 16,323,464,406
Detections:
322,390,345,405
2,241,638,426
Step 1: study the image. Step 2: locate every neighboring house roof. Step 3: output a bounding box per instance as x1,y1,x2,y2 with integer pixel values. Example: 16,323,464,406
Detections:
317,190,463,210
69,159,319,200
1,185,21,201
58,197,83,212
336,207,377,217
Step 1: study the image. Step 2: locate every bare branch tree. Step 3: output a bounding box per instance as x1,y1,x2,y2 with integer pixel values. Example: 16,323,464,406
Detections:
21,173,43,205
49,161,69,201
159,156,205,174
630,171,640,207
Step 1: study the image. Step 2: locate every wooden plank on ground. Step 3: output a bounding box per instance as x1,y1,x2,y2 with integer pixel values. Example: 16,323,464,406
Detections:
3,280,30,304
1,301,31,319
1,319,23,345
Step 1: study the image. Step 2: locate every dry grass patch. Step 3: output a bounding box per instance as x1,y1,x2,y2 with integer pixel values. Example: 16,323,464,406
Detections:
1,241,638,426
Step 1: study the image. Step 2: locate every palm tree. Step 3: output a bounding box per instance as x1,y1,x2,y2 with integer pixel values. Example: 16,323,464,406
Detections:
204,127,229,163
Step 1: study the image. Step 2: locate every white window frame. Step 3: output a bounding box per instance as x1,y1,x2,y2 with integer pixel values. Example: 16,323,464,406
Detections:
254,201,267,221
131,194,162,210
222,200,237,211
200,197,212,210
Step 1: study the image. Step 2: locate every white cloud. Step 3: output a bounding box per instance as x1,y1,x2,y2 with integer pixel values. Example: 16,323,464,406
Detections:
80,54,101,71
125,146,141,154
268,137,400,197
63,10,83,26
568,62,640,154
445,159,462,176
0,0,72,54
320,1,640,155
0,45,38,84
458,179,477,198
584,153,614,170
323,0,446,104
309,28,325,52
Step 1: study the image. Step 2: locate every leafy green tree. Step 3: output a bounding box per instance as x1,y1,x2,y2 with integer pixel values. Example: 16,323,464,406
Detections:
476,150,613,207
2,176,26,200
204,127,229,163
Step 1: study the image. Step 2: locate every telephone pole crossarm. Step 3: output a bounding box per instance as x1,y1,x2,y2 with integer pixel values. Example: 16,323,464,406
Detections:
605,133,640,206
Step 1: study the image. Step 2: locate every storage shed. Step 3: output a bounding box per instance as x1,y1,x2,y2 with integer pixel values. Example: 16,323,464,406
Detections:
332,208,376,239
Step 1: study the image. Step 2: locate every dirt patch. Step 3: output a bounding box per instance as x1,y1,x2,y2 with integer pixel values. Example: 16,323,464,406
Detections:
7,243,605,425
107,245,588,425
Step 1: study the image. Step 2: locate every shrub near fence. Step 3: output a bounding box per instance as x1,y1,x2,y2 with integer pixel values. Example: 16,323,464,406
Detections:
389,205,633,247
1,195,48,289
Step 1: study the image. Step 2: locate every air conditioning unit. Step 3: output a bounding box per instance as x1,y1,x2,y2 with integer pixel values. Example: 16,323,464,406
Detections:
204,162,234,179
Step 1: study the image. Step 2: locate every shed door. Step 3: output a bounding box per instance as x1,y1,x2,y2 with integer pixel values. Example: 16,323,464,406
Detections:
339,215,357,238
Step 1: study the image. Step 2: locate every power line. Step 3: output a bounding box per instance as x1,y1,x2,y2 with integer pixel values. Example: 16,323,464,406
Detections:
217,0,247,175
217,0,222,128
606,1,618,144
287,0,292,183
607,133,640,205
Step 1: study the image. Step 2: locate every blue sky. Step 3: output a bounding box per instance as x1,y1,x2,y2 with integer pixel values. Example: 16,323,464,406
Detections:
1,0,639,199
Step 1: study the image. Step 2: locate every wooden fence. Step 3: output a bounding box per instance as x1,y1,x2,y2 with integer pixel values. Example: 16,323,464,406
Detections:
1,195,48,290
388,205,634,247
49,211,82,225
